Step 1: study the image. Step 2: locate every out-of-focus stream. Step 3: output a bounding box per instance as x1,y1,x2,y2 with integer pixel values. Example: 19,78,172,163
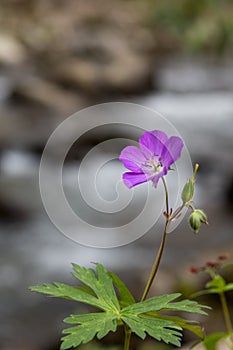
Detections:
0,57,233,348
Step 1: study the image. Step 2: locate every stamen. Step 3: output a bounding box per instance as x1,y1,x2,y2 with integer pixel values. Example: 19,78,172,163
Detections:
142,158,164,175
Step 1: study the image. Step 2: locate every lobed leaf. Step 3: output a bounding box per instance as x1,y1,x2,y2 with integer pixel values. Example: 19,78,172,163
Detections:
109,271,135,307
164,299,210,315
29,283,104,309
122,293,208,316
72,263,120,312
30,264,208,349
61,312,118,350
122,293,181,314
149,314,205,339
30,263,120,313
121,313,182,346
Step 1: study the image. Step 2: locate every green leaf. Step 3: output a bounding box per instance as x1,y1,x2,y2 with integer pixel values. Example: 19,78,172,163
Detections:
120,294,208,346
72,263,120,312
61,313,118,350
206,275,226,291
121,314,182,346
192,275,233,296
225,283,233,292
206,276,233,294
30,264,122,349
148,314,205,339
29,283,105,309
121,293,208,346
30,264,208,349
165,299,210,315
109,271,135,307
30,264,120,313
122,293,209,316
122,293,182,314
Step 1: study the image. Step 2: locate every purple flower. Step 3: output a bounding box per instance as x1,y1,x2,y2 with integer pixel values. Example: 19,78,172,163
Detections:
119,130,184,188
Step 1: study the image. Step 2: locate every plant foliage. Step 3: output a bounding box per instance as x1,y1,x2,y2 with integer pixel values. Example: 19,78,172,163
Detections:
30,263,209,349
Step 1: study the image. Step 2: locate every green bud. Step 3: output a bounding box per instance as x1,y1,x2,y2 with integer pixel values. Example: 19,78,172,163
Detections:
181,178,194,203
181,163,199,204
195,209,208,224
189,211,201,234
189,209,208,233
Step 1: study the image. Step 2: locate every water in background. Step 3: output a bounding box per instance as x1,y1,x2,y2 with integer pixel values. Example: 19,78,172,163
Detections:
0,56,233,349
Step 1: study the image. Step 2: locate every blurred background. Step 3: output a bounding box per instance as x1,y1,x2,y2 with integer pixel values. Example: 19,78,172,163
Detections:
0,0,233,349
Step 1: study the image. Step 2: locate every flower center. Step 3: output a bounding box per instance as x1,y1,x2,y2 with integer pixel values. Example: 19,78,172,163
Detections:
142,158,164,175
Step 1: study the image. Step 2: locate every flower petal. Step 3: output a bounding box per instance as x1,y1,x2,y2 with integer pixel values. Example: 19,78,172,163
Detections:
150,130,168,145
122,172,153,188
139,131,165,159
119,146,146,172
161,136,184,168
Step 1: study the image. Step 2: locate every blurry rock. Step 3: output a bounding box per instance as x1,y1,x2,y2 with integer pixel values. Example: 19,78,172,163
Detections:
12,76,87,113
52,30,153,95
0,0,155,97
54,56,152,95
53,57,152,95
0,34,26,66
104,54,152,94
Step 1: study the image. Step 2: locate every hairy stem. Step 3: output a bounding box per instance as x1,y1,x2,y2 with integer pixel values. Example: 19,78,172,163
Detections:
124,325,132,350
125,177,170,349
141,177,170,302
219,292,233,334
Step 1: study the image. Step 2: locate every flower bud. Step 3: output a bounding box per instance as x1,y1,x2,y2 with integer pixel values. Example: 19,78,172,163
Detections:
206,260,220,268
195,209,208,224
189,209,208,233
189,266,200,273
181,178,194,203
189,211,201,233
181,163,199,204
218,253,230,260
